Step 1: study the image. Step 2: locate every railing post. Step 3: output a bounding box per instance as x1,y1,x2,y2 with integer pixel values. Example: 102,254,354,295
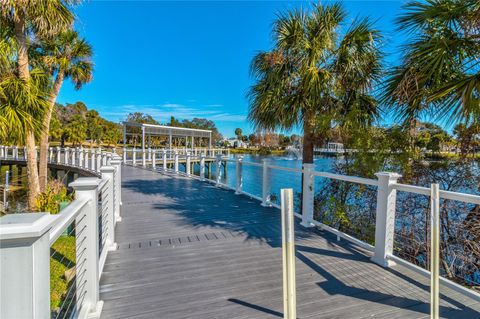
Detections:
49,147,53,162
102,152,107,166
132,148,137,166
65,147,70,165
174,151,179,173
215,154,222,186
56,146,61,163
261,159,271,206
300,163,315,227
162,149,167,171
13,146,18,159
281,188,297,319
69,178,104,317
91,150,96,171
186,152,191,175
430,183,440,319
110,155,123,223
152,150,156,169
79,148,84,167
96,149,102,171
0,145,4,158
72,148,77,166
372,172,401,267
100,167,117,251
142,149,146,168
85,149,90,169
123,147,127,163
235,156,243,194
0,213,57,319
200,154,206,181
148,147,152,162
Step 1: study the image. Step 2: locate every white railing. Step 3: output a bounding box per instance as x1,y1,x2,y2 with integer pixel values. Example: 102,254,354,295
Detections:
120,147,229,166
0,146,122,319
127,152,480,302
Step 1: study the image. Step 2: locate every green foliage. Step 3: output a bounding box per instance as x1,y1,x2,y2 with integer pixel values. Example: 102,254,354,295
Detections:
382,0,480,125
35,180,73,214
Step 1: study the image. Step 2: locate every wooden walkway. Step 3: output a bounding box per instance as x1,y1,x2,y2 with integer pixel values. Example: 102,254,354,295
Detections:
99,165,480,318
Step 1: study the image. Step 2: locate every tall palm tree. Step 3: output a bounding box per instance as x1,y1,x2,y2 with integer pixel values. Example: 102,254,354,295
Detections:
36,30,93,191
1,1,77,207
248,3,383,164
383,0,480,126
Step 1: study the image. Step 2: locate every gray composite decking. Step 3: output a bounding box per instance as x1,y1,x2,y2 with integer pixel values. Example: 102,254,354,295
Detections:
99,165,480,319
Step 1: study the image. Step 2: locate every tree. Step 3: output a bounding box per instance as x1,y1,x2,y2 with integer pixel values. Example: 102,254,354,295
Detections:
248,3,382,164
36,30,93,191
383,0,480,127
1,1,75,207
234,128,242,139
86,110,104,145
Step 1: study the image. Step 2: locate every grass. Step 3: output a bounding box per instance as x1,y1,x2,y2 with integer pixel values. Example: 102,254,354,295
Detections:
50,234,76,312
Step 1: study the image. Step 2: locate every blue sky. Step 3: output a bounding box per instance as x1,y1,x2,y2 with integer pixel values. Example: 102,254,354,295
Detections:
58,0,407,137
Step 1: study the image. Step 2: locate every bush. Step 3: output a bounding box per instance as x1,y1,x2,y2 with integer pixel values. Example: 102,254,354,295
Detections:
35,180,73,214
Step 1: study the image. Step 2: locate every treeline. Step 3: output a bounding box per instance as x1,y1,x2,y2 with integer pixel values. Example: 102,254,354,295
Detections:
50,102,122,147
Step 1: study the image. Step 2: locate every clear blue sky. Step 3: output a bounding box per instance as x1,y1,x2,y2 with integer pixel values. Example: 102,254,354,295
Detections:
58,1,406,137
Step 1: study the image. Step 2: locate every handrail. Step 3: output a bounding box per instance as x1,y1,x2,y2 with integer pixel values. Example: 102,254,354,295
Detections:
49,197,89,245
0,145,123,319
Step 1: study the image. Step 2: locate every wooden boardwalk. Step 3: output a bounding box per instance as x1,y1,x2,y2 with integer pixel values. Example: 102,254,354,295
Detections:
99,165,480,318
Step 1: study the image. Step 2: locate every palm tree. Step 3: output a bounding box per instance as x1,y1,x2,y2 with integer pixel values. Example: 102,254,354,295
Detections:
383,0,480,126
1,1,77,208
248,3,383,164
36,30,93,191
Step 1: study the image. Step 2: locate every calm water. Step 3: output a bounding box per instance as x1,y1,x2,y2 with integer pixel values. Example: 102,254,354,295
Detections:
204,154,336,207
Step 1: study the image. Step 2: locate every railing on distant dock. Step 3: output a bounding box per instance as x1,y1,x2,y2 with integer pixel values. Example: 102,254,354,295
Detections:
0,146,122,319
123,151,480,302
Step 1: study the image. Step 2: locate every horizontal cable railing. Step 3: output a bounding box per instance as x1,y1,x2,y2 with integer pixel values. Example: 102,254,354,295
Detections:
0,146,123,319
121,150,480,301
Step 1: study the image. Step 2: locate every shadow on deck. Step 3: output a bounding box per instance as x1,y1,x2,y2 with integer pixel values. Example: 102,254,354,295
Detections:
99,165,480,319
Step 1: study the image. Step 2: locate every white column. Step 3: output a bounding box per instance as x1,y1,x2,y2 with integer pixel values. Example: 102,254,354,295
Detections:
13,146,18,159
56,146,61,163
152,150,156,169
148,147,152,162
91,150,96,171
132,148,137,166
123,147,127,163
162,149,167,171
49,147,53,162
141,126,145,153
371,172,401,267
64,147,70,165
235,156,243,194
79,148,84,168
186,152,191,175
300,163,315,227
102,152,107,166
110,156,122,223
142,149,146,168
200,154,206,181
215,154,222,186
261,159,271,206
100,166,117,250
85,150,90,170
69,178,104,317
72,148,77,166
96,150,102,172
0,213,57,319
174,151,179,173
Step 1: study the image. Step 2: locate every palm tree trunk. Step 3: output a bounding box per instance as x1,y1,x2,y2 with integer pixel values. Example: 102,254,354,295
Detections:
302,111,315,164
15,13,41,209
39,72,65,191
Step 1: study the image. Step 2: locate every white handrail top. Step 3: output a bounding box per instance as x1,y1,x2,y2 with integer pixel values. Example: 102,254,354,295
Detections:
49,197,89,245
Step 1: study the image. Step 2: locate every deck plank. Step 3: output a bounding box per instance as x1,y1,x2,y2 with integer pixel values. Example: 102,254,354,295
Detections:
100,165,479,318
